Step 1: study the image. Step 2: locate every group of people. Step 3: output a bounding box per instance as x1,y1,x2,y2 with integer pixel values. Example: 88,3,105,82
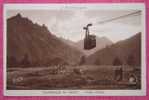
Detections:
114,66,137,84
114,66,123,81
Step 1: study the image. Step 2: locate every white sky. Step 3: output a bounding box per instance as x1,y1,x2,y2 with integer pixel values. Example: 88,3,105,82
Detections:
7,10,141,43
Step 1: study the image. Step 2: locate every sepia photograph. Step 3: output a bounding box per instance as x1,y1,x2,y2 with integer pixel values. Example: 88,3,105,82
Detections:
4,4,146,96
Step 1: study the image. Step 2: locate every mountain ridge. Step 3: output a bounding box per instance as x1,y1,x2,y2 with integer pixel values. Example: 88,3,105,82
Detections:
86,32,141,66
7,13,83,67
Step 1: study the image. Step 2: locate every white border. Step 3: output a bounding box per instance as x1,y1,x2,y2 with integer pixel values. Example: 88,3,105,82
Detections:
3,3,146,96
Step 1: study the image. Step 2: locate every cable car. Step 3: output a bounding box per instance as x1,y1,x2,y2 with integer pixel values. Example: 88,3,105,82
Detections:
83,23,96,50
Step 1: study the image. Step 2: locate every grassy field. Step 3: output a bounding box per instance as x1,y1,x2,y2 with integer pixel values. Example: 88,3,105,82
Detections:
7,65,141,90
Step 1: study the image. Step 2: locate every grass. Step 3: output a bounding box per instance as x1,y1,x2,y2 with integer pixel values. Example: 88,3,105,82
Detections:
7,65,141,90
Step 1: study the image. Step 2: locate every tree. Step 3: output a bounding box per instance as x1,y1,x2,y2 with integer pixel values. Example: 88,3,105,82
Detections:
21,54,30,67
7,56,18,67
79,56,86,65
127,54,135,66
95,59,100,65
113,57,122,66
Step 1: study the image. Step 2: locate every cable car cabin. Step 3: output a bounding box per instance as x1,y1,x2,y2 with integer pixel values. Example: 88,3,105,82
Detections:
84,34,96,50
83,23,96,50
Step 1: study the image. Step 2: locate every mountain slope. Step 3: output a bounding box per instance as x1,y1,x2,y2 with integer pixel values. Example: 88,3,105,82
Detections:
86,33,141,66
7,14,83,67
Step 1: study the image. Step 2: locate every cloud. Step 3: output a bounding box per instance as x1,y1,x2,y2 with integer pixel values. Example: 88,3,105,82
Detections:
7,10,74,25
91,23,141,42
7,10,142,42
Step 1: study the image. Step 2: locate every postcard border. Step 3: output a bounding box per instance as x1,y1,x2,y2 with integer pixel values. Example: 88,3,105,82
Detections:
3,3,146,96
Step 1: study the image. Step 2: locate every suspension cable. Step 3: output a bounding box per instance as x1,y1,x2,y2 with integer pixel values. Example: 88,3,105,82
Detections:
95,11,141,25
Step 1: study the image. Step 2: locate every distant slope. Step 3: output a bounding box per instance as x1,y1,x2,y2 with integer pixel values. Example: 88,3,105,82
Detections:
75,36,113,56
86,33,141,66
59,37,76,47
7,14,83,67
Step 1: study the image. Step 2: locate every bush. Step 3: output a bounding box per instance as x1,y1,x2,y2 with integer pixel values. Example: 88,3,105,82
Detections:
127,54,135,66
7,56,18,67
20,54,30,67
113,57,122,66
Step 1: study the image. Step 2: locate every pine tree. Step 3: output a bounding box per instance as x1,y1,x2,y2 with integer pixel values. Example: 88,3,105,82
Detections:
113,57,122,66
21,54,30,67
79,56,85,65
127,54,135,66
